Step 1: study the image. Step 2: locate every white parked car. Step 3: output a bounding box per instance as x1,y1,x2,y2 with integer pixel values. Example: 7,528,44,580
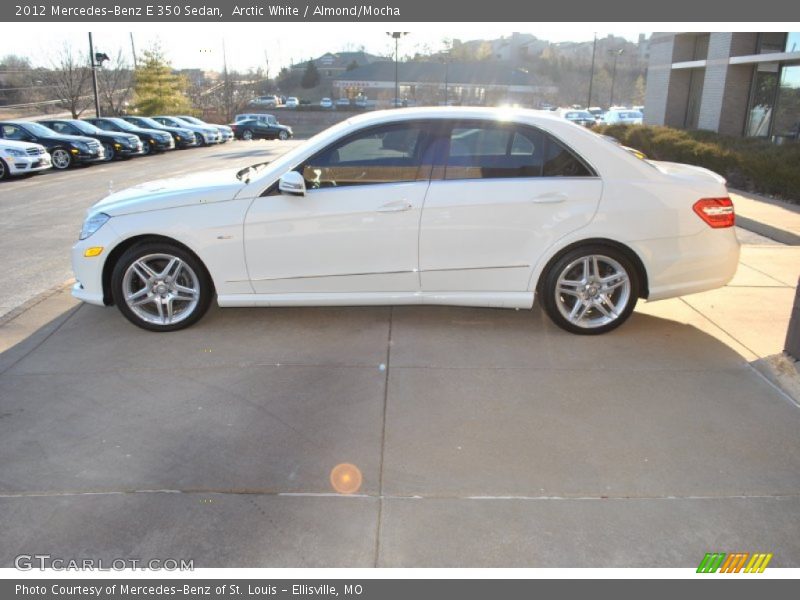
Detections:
71,107,739,334
285,97,299,108
0,138,51,179
603,109,644,125
320,98,333,109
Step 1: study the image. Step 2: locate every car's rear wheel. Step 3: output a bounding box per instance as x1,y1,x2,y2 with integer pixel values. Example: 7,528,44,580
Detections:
540,245,639,335
51,148,72,170
241,129,254,141
111,242,213,332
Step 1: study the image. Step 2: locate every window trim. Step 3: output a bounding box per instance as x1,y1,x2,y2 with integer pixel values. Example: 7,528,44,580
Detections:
437,119,598,181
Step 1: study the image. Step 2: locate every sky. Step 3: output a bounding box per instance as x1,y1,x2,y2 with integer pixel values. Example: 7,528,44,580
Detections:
2,23,651,74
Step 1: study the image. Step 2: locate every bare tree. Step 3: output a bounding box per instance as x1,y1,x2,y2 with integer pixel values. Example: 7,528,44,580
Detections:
96,49,132,115
49,43,91,118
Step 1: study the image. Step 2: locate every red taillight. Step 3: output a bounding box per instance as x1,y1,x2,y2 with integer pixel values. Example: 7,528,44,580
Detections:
693,197,735,228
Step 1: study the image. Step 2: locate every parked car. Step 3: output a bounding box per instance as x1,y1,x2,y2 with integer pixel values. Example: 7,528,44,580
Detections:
175,116,234,143
152,116,221,146
354,96,368,108
121,116,198,149
319,98,333,109
251,95,279,107
603,109,643,125
336,98,351,107
559,109,597,127
0,120,104,169
285,97,299,108
230,116,293,141
40,118,144,161
84,117,174,155
71,107,739,334
0,138,51,179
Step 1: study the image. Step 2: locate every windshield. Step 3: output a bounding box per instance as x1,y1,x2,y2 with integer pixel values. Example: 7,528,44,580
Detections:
135,117,163,129
69,120,101,134
24,122,57,137
106,118,137,131
180,116,203,125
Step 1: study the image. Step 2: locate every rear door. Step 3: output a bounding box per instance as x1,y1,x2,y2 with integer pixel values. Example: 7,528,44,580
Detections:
419,120,603,292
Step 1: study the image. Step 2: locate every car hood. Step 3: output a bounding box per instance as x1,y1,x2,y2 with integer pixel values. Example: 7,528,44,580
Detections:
648,160,727,185
90,169,247,217
45,133,97,144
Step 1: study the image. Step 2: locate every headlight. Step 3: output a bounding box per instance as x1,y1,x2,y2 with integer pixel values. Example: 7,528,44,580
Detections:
73,141,89,151
80,212,110,240
3,148,26,157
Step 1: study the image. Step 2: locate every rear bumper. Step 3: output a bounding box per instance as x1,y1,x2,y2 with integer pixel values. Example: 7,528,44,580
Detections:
633,227,741,301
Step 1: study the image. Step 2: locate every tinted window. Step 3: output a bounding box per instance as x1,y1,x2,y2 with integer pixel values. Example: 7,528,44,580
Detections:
303,123,426,188
443,122,593,179
93,121,115,131
543,136,593,177
1,124,28,140
445,124,543,180
48,122,73,134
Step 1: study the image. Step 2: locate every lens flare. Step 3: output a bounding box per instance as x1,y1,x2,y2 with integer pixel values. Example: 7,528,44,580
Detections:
330,463,362,494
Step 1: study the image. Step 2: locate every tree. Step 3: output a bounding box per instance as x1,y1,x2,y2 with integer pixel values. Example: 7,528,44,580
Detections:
301,60,320,89
0,55,40,106
48,43,91,118
96,49,133,115
132,44,192,115
632,74,646,106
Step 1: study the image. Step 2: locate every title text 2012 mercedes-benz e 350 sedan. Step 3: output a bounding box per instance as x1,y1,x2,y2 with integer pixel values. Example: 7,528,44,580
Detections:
71,107,739,334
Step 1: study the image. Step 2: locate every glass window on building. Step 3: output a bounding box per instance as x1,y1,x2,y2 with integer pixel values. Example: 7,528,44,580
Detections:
746,63,780,137
772,65,800,141
786,33,800,53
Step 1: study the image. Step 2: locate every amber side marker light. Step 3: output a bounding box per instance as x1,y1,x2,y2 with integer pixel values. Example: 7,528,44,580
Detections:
693,197,735,228
83,247,104,257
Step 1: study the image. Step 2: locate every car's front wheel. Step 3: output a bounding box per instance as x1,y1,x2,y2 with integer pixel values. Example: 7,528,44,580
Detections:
0,158,8,180
111,242,213,332
539,245,639,335
102,142,115,162
278,130,289,141
51,148,72,170
141,140,152,155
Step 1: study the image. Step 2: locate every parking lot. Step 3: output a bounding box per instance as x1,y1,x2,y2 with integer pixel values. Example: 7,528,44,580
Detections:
1,140,799,567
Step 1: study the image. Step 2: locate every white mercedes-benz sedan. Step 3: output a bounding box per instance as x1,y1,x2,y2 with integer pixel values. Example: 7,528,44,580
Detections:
71,107,739,334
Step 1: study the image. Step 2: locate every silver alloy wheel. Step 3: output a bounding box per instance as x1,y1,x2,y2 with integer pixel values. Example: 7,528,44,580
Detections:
242,129,253,141
278,130,288,140
51,148,71,169
122,253,201,326
554,254,631,329
102,142,115,161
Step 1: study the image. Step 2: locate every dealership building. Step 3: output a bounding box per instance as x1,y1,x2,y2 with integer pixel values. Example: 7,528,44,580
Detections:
644,32,800,141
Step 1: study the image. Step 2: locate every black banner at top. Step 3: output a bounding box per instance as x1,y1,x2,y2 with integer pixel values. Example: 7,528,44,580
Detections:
2,0,800,21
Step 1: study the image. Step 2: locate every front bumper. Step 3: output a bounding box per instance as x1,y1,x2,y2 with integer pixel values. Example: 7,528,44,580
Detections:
175,135,200,148
5,153,52,175
203,132,222,144
73,148,105,164
150,137,176,151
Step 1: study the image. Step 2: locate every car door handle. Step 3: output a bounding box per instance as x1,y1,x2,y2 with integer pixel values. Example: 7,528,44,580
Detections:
531,192,568,204
377,200,413,213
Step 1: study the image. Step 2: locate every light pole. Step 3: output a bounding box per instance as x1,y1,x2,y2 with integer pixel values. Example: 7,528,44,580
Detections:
440,53,450,105
88,33,109,117
587,32,597,109
386,32,408,106
609,48,624,107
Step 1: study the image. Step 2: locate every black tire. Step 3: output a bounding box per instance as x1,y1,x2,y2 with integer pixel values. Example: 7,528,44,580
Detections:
278,130,289,141
195,133,207,147
50,147,72,170
241,129,254,141
0,158,7,180
102,142,115,162
539,244,640,335
141,140,152,155
111,242,213,332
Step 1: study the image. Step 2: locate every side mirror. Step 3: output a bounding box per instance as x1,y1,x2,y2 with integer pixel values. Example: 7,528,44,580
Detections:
278,171,306,196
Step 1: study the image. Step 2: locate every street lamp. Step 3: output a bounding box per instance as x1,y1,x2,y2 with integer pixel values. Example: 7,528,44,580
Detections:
441,52,450,105
386,32,408,106
88,33,109,117
609,48,624,108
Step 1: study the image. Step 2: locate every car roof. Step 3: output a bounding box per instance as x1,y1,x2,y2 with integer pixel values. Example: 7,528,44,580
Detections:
338,106,566,128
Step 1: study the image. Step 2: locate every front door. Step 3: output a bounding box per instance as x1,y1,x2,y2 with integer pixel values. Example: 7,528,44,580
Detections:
244,121,435,294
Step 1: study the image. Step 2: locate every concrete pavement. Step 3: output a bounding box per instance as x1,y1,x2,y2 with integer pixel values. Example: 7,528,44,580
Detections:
0,233,799,567
731,189,800,246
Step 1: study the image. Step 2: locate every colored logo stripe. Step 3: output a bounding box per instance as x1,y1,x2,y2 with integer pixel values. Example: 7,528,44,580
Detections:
697,553,726,573
697,552,773,573
745,553,773,573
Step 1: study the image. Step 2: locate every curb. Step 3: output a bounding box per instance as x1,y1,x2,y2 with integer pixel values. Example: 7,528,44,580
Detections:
736,216,800,246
